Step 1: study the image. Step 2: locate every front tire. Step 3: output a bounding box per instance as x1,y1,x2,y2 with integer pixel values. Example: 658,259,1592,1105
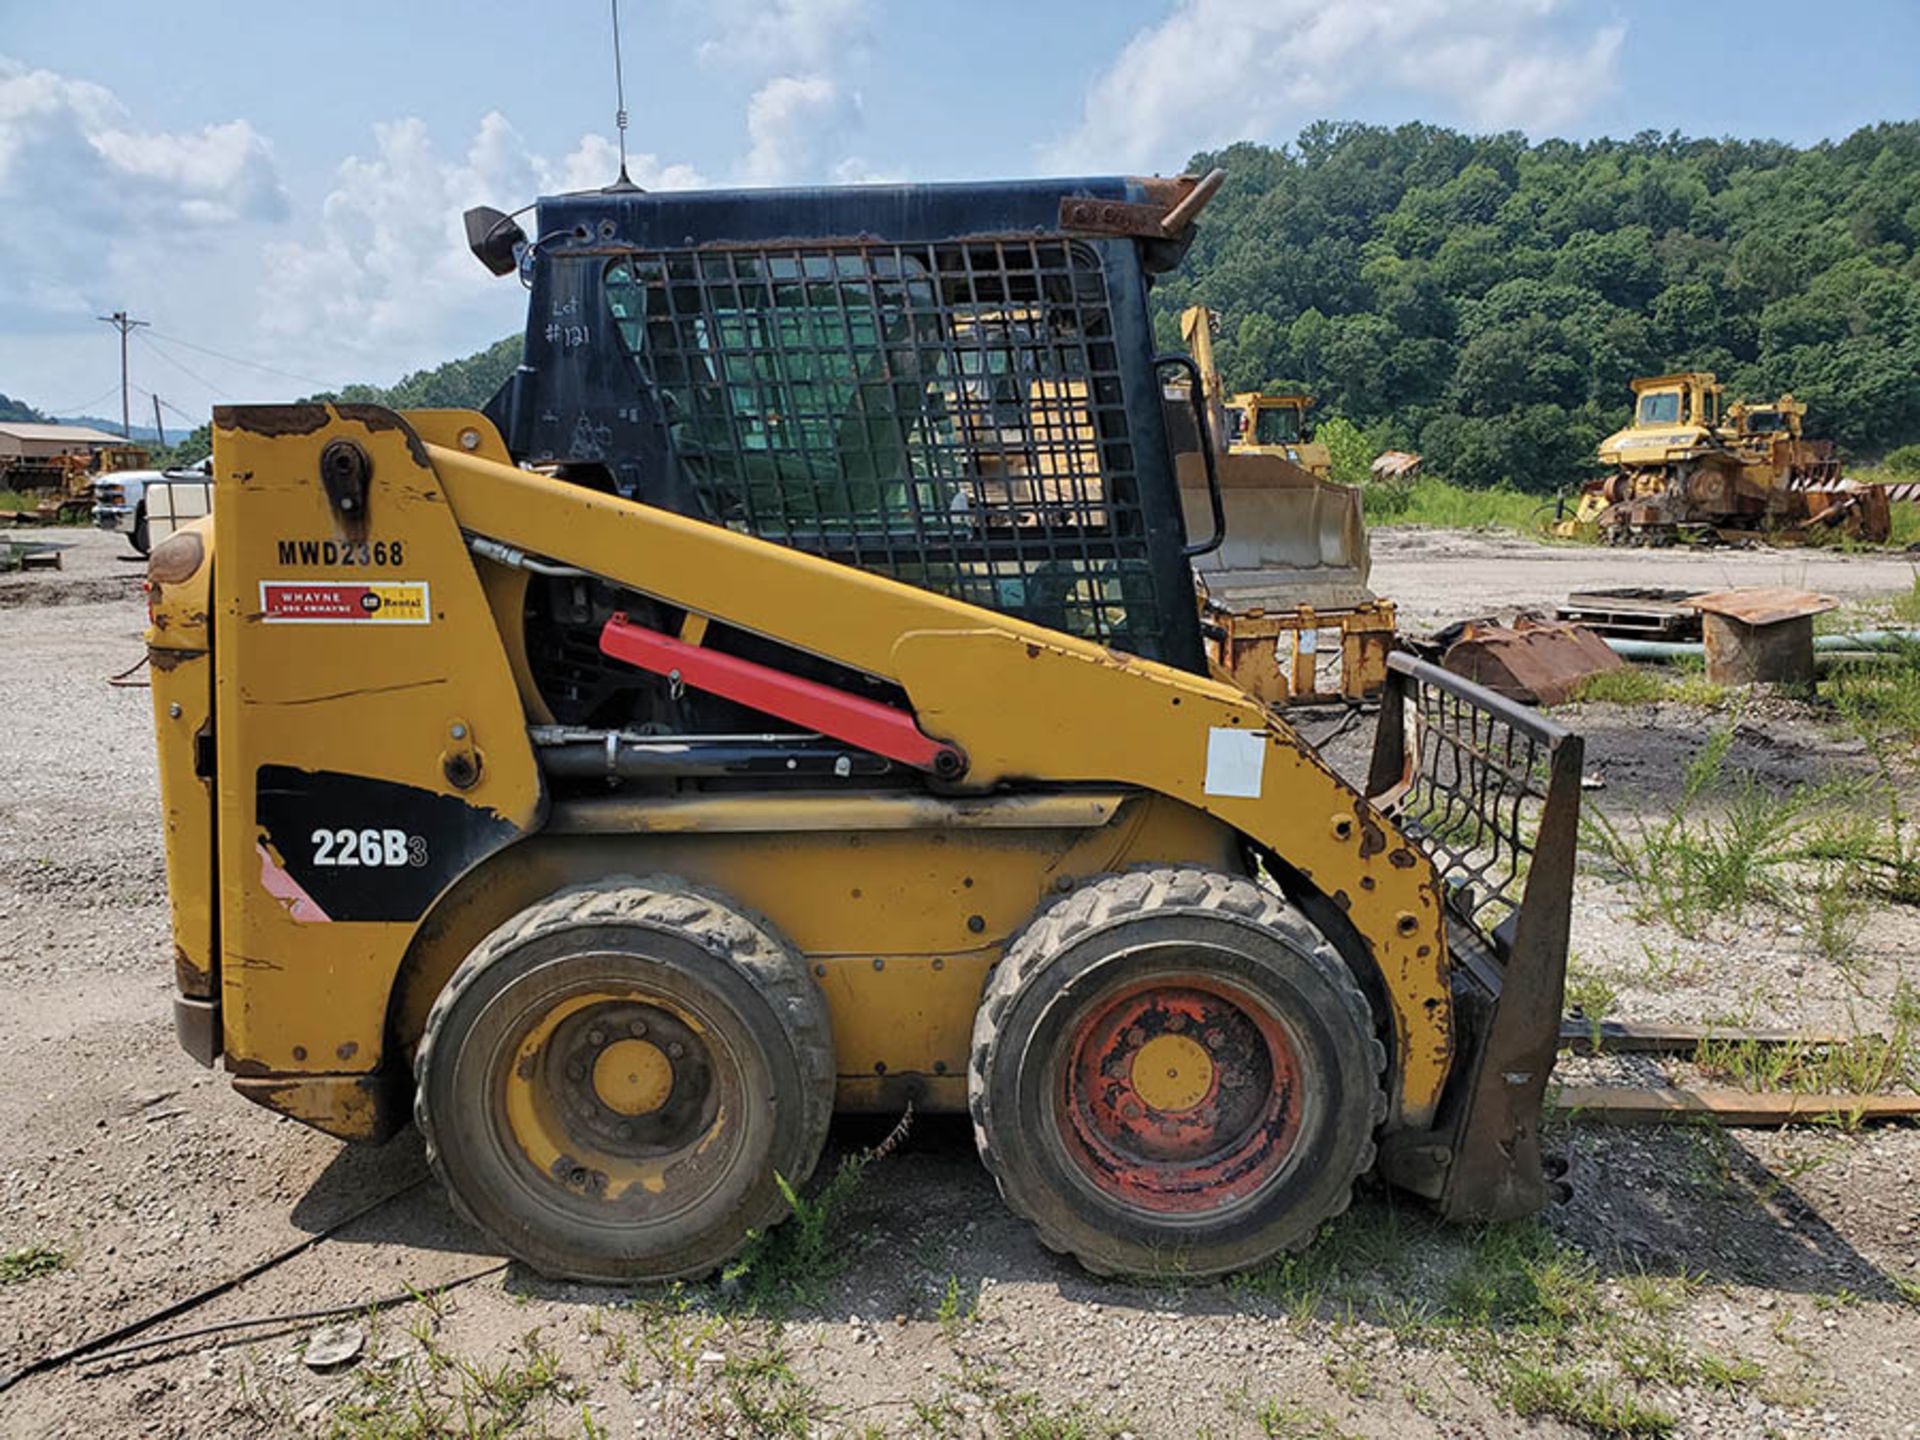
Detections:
415,878,833,1282
970,868,1384,1278
130,505,149,557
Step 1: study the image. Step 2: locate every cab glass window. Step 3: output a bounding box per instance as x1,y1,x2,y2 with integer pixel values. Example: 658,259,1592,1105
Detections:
1252,406,1301,445
1637,391,1681,425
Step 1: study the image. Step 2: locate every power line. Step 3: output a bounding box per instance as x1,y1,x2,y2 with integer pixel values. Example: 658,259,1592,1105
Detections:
126,382,207,427
141,327,335,390
42,383,124,418
132,330,231,401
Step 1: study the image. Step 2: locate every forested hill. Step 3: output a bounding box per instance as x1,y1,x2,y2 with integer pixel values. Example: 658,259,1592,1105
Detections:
306,123,1920,494
304,334,522,411
1153,121,1920,491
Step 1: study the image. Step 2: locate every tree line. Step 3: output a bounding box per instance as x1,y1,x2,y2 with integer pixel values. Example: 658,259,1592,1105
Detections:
1153,121,1920,491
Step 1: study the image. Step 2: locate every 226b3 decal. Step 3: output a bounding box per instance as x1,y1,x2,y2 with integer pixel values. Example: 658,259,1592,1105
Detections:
256,766,518,923
310,827,428,868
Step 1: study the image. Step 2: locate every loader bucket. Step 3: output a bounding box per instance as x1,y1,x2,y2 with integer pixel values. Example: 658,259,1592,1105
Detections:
1176,451,1372,611
1366,653,1585,1221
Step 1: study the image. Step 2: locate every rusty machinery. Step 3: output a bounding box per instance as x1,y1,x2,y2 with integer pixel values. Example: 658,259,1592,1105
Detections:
1171,305,1394,705
2,444,148,526
1554,374,1889,544
147,171,1582,1282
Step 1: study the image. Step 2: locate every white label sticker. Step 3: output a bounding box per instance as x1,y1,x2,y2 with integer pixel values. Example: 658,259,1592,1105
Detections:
1204,727,1266,799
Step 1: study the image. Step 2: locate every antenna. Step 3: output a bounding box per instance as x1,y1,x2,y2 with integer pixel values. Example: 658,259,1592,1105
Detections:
605,0,641,193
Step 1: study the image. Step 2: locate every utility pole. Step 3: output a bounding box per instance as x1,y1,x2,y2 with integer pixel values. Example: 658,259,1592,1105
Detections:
151,394,167,449
96,311,148,438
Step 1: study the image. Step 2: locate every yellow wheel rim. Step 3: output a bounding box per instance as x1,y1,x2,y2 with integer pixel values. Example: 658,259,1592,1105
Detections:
500,990,721,1203
1130,1032,1214,1113
593,1038,674,1115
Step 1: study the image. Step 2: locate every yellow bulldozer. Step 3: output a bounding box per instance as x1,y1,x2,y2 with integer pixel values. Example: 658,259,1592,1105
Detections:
1554,372,1888,543
1173,306,1393,704
146,171,1583,1282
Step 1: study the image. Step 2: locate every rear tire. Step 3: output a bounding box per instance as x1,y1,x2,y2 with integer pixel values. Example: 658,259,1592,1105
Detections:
415,877,833,1282
970,867,1383,1278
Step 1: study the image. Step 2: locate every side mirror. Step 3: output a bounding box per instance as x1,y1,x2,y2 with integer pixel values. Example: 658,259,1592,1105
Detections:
464,206,527,277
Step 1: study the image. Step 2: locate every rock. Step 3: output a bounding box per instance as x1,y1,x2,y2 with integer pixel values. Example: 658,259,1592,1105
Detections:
302,1323,364,1371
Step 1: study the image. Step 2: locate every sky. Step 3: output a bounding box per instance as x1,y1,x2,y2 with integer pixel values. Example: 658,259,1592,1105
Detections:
3,0,1917,430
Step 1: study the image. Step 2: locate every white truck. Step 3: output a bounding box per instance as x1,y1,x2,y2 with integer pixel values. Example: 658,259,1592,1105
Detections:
93,459,213,556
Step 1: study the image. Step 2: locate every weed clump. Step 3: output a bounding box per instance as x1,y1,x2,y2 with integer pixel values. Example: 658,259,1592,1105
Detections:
0,1243,67,1285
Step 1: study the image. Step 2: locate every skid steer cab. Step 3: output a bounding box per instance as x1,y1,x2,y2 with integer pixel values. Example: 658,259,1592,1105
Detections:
147,171,1582,1282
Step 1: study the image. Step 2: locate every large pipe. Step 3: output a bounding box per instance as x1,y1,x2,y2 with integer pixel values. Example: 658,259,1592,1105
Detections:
1603,631,1920,664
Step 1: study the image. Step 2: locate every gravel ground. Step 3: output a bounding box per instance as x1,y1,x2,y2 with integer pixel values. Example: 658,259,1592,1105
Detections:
2,528,1918,1439
1371,526,1920,633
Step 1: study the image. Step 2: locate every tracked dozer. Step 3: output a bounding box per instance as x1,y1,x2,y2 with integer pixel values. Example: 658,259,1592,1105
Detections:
1172,306,1392,704
147,172,1582,1282
1556,373,1888,544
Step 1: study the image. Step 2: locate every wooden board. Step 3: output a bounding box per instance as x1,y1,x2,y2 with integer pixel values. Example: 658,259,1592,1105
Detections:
1558,1019,1861,1056
1554,1085,1920,1126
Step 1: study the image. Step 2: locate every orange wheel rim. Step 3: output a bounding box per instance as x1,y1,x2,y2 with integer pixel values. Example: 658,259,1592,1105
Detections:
1057,977,1303,1215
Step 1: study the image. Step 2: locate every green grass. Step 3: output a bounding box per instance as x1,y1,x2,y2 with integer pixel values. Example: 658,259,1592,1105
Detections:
1229,1200,1802,1435
1254,1400,1361,1440
0,488,32,512
1495,1358,1676,1436
320,1328,571,1440
1569,667,1668,705
1618,1270,1697,1319
1694,982,1920,1103
0,1243,68,1284
1568,664,1730,709
1823,649,1920,744
1364,476,1546,532
936,1272,981,1337
1584,731,1812,935
721,1150,873,1311
715,1338,816,1438
1581,726,1912,945
928,1357,1123,1440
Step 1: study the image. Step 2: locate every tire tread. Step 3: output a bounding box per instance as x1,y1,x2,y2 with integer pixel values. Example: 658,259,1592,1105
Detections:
968,866,1385,1276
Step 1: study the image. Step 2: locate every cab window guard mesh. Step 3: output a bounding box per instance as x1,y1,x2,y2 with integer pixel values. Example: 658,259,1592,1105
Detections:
604,239,1170,657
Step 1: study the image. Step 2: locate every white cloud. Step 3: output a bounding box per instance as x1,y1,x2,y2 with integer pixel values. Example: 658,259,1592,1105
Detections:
258,112,704,371
697,0,871,74
0,54,287,330
693,0,888,186
0,54,286,227
741,74,860,185
1043,0,1625,173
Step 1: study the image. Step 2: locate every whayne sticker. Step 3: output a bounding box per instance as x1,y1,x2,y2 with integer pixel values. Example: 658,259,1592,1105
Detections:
260,580,431,624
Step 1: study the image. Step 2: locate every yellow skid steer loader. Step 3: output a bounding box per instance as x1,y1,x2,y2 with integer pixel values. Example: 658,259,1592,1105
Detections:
147,171,1581,1281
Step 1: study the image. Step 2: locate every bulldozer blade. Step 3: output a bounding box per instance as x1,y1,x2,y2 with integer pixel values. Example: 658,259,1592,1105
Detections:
1441,618,1623,707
